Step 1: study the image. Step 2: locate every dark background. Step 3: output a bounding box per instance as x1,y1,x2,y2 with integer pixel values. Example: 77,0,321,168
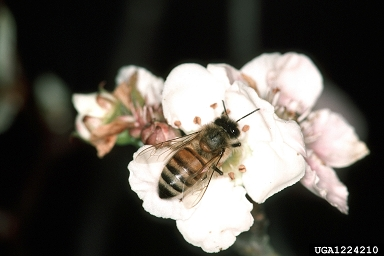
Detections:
1,1,383,255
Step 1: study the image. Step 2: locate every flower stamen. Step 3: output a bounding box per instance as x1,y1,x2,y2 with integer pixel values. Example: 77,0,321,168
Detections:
238,164,246,173
174,120,181,127
228,172,235,180
242,125,250,132
193,116,202,125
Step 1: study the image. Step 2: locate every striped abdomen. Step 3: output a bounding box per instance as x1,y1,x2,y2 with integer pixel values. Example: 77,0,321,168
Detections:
158,147,206,199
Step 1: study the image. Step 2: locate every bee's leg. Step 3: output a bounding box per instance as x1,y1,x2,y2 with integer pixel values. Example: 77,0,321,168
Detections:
231,142,241,147
213,166,223,175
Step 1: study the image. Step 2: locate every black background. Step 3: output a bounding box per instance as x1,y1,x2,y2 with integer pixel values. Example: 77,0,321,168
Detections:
1,1,383,255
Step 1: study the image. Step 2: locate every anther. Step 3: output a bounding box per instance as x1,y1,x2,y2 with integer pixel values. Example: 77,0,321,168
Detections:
229,172,235,180
193,116,201,125
238,164,246,173
174,120,181,127
210,103,217,109
242,125,250,132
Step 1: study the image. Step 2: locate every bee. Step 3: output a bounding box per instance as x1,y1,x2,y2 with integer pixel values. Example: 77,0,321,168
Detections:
135,101,259,208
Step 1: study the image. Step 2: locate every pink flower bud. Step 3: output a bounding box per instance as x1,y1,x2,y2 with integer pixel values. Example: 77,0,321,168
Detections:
141,121,181,145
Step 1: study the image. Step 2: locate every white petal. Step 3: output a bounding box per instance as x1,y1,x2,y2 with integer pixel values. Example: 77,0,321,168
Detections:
236,83,306,155
162,63,229,133
207,63,244,85
128,146,195,220
243,142,306,203
72,92,113,118
241,52,281,98
301,109,369,167
176,176,253,253
74,114,91,140
275,118,307,157
266,52,323,114
301,152,349,214
115,65,164,105
227,84,306,202
220,83,306,203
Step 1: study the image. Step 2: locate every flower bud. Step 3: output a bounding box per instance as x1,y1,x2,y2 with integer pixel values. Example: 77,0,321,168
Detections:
141,121,181,145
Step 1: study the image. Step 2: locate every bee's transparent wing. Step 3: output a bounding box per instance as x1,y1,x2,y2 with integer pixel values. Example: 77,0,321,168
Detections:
134,132,200,164
181,153,223,209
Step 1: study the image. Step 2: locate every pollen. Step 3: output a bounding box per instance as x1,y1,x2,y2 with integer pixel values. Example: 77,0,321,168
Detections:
226,109,231,115
228,172,235,180
193,116,201,125
210,103,217,109
242,125,250,132
238,164,246,173
174,120,181,127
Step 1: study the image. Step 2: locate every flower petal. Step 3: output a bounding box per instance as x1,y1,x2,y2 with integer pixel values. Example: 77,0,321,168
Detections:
224,83,306,203
242,142,306,203
72,92,114,118
301,152,349,214
115,65,164,106
241,52,282,98
301,109,369,167
162,63,229,133
236,83,306,156
207,63,244,85
241,52,323,114
74,114,91,140
176,176,253,253
266,52,323,114
128,146,196,220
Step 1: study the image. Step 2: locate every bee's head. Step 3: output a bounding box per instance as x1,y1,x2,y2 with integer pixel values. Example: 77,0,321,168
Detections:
217,100,259,139
214,116,240,139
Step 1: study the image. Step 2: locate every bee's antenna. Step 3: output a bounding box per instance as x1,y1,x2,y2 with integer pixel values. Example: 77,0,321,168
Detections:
236,108,260,122
222,100,229,118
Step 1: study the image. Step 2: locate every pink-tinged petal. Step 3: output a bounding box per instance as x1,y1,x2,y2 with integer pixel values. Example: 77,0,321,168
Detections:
301,152,349,214
301,109,369,168
241,53,282,98
266,52,323,114
115,65,164,106
162,63,229,133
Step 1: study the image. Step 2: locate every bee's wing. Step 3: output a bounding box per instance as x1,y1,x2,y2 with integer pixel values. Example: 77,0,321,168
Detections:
134,132,200,164
181,153,223,209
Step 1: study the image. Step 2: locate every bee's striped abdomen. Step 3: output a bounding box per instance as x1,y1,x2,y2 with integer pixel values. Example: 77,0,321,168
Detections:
158,147,205,199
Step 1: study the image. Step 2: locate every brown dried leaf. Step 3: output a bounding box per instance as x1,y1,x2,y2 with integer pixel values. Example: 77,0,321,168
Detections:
90,116,136,158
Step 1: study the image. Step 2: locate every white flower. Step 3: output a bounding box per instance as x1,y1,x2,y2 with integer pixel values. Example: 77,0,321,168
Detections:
241,52,369,214
128,63,306,252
